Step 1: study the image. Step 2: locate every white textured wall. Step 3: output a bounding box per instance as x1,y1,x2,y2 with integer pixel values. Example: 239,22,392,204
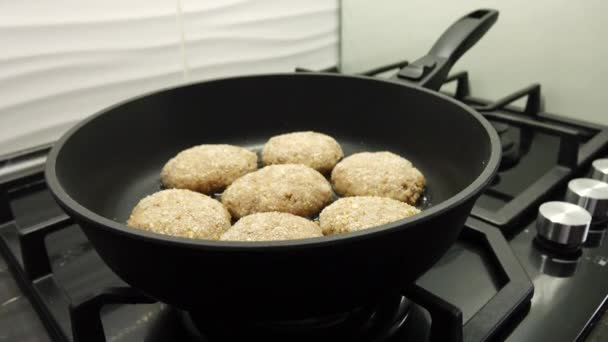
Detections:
342,0,608,124
180,0,339,80
0,0,339,155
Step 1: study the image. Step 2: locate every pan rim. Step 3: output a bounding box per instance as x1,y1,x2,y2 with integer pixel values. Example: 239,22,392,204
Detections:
45,72,501,251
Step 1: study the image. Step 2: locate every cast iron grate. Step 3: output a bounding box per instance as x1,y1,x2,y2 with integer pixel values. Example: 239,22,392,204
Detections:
0,146,532,341
296,64,608,232
442,71,608,231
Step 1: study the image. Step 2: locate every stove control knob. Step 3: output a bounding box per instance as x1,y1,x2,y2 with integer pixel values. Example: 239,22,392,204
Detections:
565,178,608,219
536,201,591,247
591,159,608,182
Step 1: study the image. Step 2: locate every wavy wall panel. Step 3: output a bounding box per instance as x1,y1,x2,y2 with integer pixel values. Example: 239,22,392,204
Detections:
0,0,339,155
181,0,339,80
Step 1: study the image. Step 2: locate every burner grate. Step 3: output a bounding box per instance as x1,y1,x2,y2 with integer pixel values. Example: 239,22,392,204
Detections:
0,156,533,341
441,71,608,231
296,64,608,231
3,63,579,342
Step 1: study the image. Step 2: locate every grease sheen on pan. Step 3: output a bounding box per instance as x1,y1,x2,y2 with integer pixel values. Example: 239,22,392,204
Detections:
127,189,231,240
222,164,333,219
319,196,420,235
331,151,425,205
161,144,257,194
262,131,344,173
220,212,323,242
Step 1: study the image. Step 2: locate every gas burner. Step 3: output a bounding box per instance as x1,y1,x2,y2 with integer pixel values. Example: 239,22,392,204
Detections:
442,72,541,173
476,91,538,173
448,76,607,230
61,283,465,342
492,122,519,171
188,295,411,342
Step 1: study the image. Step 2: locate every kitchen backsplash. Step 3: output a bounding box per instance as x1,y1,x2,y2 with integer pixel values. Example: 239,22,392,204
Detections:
0,0,339,154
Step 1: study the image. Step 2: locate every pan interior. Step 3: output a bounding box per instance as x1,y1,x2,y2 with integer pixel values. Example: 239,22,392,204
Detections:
53,74,492,229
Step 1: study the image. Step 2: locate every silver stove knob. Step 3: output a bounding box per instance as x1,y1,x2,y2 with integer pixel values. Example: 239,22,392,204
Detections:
591,159,608,182
565,178,608,218
536,201,591,247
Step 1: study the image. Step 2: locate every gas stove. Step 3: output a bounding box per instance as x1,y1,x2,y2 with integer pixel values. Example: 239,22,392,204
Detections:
1,64,608,342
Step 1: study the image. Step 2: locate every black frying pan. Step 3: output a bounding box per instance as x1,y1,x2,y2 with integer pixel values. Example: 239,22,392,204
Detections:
46,9,501,320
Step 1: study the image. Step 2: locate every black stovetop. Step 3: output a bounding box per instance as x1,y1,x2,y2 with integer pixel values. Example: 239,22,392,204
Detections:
1,67,608,342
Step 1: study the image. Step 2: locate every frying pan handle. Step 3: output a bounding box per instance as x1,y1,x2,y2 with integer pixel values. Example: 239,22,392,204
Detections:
392,9,499,91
